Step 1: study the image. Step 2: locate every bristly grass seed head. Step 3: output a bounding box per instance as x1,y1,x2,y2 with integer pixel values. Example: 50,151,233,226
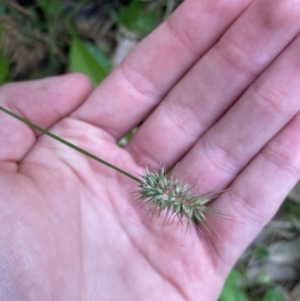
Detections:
137,167,223,232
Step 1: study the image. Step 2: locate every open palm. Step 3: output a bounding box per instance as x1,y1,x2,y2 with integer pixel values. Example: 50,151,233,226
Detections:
1,1,300,300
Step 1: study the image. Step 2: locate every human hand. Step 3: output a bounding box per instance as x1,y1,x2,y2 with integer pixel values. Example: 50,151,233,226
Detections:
1,0,300,300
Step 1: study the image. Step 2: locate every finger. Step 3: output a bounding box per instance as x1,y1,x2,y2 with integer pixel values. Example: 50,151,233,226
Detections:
209,111,300,276
73,0,252,139
126,0,300,169
0,74,93,169
174,29,300,195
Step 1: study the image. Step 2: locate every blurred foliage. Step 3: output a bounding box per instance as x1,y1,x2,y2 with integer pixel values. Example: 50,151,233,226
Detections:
0,0,180,84
219,197,300,301
0,0,110,82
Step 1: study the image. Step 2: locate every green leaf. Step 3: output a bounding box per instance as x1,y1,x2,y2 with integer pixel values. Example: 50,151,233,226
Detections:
0,56,9,83
255,271,271,285
0,26,9,84
255,244,269,262
117,1,160,35
219,270,248,301
118,129,136,146
69,37,112,87
0,5,6,16
165,0,176,18
0,25,4,40
84,43,112,74
262,288,285,301
36,0,64,17
281,198,300,225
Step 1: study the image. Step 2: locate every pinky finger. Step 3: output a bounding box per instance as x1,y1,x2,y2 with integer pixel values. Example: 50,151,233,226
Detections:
209,111,300,276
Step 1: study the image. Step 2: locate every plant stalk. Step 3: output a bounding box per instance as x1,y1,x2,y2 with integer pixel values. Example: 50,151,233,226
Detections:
0,106,141,183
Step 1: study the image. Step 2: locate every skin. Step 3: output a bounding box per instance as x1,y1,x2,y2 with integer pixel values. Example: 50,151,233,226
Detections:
1,0,300,299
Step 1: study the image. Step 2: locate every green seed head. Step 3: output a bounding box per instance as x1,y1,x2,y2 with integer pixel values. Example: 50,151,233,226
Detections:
137,167,222,230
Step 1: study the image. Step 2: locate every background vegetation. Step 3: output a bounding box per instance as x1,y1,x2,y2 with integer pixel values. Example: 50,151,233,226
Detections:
0,1,299,300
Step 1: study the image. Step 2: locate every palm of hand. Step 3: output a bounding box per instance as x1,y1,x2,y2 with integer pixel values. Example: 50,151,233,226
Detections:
2,116,222,301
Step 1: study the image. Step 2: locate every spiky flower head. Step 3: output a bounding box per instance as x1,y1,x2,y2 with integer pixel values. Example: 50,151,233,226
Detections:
137,167,219,227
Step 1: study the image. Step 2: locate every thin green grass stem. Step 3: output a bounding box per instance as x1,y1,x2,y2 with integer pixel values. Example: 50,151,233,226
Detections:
0,106,141,183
